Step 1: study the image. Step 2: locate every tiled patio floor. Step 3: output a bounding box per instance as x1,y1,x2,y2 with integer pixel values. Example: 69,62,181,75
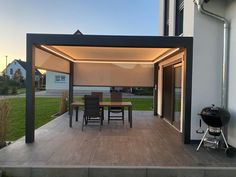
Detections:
0,111,235,167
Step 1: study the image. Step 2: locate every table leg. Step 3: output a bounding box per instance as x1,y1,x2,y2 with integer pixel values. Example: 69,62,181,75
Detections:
76,107,79,122
128,105,132,128
69,109,72,127
102,107,104,125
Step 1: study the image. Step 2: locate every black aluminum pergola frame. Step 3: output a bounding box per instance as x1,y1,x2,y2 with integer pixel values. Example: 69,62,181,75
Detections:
26,34,193,144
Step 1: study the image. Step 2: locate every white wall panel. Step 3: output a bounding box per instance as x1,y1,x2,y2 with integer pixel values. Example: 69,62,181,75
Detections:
190,0,225,140
225,0,236,147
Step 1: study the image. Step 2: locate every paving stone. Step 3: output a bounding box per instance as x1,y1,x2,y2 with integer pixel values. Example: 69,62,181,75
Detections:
88,167,146,177
31,167,88,177
147,167,204,177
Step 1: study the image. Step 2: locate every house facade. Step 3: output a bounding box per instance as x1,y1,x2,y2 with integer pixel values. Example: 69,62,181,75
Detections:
159,0,236,147
46,71,110,94
5,59,41,82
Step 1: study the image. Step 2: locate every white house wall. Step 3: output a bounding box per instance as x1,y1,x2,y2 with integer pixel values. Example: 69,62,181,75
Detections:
6,60,26,79
168,0,176,36
225,0,236,147
46,71,110,94
159,0,164,35
183,1,195,36
190,0,226,140
46,71,69,91
159,0,195,36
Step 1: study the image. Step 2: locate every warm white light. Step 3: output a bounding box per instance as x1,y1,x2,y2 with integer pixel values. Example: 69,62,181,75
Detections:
40,45,75,62
40,45,180,64
153,48,180,63
73,60,152,64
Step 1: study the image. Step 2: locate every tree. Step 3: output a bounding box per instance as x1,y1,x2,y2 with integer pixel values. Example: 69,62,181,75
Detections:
13,69,24,85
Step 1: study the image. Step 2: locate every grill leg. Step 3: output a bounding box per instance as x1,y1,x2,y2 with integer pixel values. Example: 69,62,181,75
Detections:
197,128,209,151
221,129,229,148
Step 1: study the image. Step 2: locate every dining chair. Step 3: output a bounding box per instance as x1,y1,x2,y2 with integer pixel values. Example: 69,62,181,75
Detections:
82,95,103,131
91,92,103,101
108,92,124,124
91,92,104,121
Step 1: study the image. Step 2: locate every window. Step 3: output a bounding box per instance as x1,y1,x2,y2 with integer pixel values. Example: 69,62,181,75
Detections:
175,0,184,36
10,68,13,75
55,75,66,83
164,0,170,36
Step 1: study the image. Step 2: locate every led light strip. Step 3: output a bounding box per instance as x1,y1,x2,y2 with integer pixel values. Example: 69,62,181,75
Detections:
153,48,180,63
40,45,75,62
41,45,180,64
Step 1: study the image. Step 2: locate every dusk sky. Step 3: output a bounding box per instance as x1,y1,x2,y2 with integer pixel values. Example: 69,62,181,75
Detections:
0,0,160,72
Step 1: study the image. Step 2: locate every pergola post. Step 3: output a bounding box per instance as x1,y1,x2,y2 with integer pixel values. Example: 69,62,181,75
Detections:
183,46,193,144
69,61,74,117
153,63,158,116
25,37,35,143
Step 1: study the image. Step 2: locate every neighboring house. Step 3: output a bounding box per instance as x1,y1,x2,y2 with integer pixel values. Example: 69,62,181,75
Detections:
159,0,236,147
46,71,110,94
5,59,42,82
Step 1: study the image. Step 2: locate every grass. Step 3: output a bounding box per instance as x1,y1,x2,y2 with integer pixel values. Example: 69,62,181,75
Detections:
7,97,60,141
16,88,26,94
6,97,153,141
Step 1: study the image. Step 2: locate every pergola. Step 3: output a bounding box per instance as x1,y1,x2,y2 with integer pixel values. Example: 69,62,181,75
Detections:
26,34,193,144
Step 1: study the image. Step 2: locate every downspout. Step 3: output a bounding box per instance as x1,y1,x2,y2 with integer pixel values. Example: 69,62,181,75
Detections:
194,0,230,109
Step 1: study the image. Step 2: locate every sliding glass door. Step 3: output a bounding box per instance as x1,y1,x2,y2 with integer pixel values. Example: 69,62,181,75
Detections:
162,63,182,131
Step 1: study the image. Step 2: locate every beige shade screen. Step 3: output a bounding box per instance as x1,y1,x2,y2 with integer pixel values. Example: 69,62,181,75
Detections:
34,47,70,73
74,63,154,87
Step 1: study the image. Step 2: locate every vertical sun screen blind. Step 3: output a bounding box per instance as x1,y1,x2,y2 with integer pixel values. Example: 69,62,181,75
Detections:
34,47,70,73
73,63,154,87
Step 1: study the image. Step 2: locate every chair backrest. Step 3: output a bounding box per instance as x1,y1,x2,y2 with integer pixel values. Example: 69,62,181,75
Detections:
91,92,103,102
84,95,100,117
111,92,122,102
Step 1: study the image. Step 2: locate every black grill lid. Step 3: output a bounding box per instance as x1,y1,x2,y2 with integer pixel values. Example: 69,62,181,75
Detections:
199,104,230,127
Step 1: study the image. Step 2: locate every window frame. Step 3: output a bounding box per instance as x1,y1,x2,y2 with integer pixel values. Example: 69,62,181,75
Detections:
55,75,66,83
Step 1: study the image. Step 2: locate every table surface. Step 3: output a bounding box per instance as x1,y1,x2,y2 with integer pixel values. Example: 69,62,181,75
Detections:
72,101,132,107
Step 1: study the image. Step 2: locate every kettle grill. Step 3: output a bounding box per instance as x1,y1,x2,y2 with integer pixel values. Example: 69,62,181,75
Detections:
196,104,234,157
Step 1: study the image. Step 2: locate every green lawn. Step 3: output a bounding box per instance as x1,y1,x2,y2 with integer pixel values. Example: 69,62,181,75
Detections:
7,97,60,141
16,88,26,94
6,97,153,141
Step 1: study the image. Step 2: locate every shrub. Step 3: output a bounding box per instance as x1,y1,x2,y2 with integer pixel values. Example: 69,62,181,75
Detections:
11,87,17,94
59,91,68,115
0,85,9,95
0,100,10,148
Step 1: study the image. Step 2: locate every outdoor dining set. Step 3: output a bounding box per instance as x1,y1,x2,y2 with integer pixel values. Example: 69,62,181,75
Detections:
69,92,133,130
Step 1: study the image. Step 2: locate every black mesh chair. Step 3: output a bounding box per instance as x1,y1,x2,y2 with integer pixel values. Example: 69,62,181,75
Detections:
82,95,103,131
91,92,103,102
108,92,124,124
91,92,104,121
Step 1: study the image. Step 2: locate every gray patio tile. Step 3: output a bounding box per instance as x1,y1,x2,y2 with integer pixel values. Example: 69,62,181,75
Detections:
147,167,205,177
31,167,88,177
88,167,146,177
1,167,31,177
204,168,236,177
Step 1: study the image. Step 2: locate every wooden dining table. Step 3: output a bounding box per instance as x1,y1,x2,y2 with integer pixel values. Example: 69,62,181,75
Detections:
70,101,133,128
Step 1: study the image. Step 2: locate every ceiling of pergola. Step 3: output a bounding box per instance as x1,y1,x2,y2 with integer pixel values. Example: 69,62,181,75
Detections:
42,45,173,63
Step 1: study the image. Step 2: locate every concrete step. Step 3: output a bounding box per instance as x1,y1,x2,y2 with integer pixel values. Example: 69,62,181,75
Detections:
1,166,236,177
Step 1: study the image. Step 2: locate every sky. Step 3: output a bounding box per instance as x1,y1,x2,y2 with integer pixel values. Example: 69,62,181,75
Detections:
0,0,160,72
